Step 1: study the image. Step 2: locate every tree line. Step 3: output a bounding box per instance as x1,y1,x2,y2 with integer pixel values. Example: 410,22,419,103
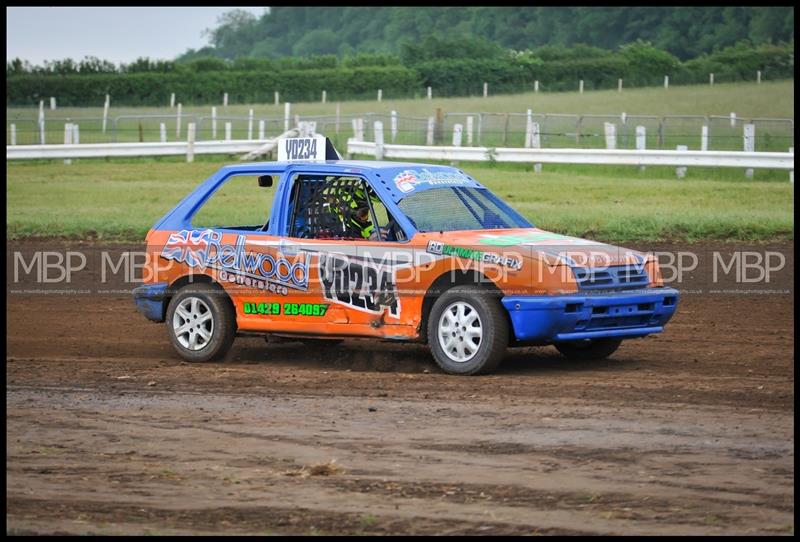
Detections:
184,6,792,62
6,38,793,107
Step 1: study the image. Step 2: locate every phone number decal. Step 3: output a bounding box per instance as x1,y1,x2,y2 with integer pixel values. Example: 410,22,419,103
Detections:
242,302,329,317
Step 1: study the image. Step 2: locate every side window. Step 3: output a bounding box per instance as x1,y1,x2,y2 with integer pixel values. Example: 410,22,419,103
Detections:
192,175,273,231
288,175,403,241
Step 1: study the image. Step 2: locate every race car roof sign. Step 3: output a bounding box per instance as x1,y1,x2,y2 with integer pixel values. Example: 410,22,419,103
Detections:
278,136,340,162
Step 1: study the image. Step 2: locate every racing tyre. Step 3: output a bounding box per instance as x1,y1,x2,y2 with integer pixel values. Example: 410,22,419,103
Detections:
166,283,236,363
427,286,509,375
554,338,622,360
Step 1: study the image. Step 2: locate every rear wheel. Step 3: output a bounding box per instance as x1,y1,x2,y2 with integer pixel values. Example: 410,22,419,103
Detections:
554,338,622,360
427,286,508,375
166,283,236,363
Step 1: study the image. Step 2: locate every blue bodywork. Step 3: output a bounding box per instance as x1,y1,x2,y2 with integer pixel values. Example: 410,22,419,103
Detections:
151,160,491,241
502,288,679,343
133,282,169,322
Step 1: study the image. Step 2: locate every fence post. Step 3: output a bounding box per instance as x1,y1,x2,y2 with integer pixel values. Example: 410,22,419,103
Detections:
284,102,291,131
63,122,72,165
390,110,397,143
757,70,762,84
636,125,646,172
351,118,364,141
531,122,542,173
710,73,714,86
452,123,463,147
39,101,45,145
676,145,688,179
477,113,483,146
466,116,474,146
502,113,509,146
176,103,182,138
223,92,228,107
160,123,166,143
790,147,794,184
579,80,584,93
322,90,326,104
483,82,488,98
72,124,79,145
534,80,539,93
274,91,279,106
701,125,709,151
377,89,382,102
212,106,217,139
743,123,755,179
730,112,736,127
657,119,665,148
525,109,532,147
575,115,582,145
50,97,56,110
618,78,623,92
138,122,144,143
102,95,110,133
435,108,444,145
258,120,265,140
10,123,16,146
427,86,432,100
374,121,384,160
248,109,254,140
170,93,175,108
225,122,232,141
604,122,617,150
664,75,669,89
426,117,434,146
186,123,196,163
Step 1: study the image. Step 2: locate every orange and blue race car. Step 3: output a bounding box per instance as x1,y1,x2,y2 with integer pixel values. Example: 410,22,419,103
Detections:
133,136,679,375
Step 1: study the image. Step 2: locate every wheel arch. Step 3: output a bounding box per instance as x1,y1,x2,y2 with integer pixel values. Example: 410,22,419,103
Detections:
418,269,510,343
164,274,235,323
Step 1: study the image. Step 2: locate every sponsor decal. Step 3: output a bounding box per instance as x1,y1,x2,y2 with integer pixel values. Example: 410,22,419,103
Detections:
161,229,309,296
318,253,400,318
242,301,329,317
427,241,522,270
393,168,473,194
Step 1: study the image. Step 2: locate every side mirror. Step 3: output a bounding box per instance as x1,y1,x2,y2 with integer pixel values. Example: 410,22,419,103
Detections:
258,175,274,188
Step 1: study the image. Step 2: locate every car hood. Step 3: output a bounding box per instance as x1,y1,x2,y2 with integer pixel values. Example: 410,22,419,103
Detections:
417,228,648,268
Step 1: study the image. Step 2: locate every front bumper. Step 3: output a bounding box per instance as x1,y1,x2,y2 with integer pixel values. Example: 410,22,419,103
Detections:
502,288,679,342
132,282,169,322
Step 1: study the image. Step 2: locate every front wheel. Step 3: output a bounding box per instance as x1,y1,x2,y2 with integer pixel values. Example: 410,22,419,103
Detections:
427,286,509,375
166,283,236,363
554,338,622,360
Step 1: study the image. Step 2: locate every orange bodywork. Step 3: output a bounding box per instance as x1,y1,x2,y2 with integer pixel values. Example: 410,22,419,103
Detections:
142,227,663,341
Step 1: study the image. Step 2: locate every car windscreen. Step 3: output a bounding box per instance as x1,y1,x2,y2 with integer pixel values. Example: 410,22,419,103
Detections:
397,187,532,232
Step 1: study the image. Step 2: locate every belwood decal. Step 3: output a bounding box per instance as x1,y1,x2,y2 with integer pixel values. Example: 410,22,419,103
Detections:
427,240,522,270
160,229,309,296
318,253,400,318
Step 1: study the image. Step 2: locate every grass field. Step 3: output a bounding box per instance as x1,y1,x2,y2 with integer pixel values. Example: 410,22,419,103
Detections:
7,80,793,243
6,157,794,243
7,80,794,119
7,80,793,152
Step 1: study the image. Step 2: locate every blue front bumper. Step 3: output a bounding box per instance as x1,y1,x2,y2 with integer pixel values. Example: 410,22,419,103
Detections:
502,288,679,342
132,282,169,322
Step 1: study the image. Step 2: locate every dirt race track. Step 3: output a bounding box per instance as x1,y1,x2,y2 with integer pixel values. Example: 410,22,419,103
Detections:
6,240,795,535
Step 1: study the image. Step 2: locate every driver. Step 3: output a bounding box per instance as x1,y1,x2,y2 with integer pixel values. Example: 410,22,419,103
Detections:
333,186,380,240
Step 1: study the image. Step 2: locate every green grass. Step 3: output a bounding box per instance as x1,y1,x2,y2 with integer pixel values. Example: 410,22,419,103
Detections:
6,81,794,150
6,156,794,243
7,80,794,119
